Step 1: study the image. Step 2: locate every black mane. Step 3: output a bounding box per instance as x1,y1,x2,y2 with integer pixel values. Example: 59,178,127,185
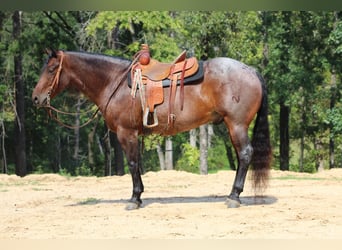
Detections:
65,50,132,65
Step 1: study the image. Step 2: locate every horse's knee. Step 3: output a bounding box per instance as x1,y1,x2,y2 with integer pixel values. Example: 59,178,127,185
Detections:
128,160,138,171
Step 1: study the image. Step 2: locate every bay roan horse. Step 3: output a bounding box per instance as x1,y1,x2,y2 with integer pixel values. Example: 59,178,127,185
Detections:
32,49,272,210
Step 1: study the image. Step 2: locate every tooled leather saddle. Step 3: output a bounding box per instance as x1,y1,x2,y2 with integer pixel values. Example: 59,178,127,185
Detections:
129,44,203,128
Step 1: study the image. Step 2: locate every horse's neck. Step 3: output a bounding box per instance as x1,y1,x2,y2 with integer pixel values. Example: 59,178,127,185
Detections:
67,53,130,110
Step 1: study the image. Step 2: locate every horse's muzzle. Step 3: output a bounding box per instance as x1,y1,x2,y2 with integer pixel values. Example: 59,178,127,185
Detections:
32,94,48,107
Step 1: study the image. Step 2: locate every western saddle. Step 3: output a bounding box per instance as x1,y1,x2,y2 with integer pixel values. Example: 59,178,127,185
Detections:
131,44,199,128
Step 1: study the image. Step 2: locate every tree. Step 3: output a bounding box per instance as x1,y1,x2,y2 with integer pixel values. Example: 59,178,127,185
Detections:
13,11,27,177
199,125,208,175
110,132,125,175
263,12,295,171
189,129,197,148
1,11,341,177
164,137,173,170
326,11,342,169
0,11,8,173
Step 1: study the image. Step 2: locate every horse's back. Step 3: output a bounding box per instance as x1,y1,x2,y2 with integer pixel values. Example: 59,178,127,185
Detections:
204,57,260,83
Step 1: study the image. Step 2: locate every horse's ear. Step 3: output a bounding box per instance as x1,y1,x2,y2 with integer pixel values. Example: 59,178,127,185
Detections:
45,48,57,58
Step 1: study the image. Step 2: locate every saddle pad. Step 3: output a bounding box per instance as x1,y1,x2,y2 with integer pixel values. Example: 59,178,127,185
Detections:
127,61,204,88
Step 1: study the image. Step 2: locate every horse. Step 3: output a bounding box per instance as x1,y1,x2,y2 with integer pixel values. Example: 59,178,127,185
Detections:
32,49,272,210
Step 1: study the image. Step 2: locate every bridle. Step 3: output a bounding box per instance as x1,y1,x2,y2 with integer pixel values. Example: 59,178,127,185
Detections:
44,51,100,129
46,51,64,106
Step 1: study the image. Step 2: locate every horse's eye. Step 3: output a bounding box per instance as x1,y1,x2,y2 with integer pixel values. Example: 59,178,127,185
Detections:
48,65,57,74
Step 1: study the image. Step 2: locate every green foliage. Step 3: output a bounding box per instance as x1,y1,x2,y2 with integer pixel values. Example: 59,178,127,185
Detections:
58,168,72,177
1,11,341,177
328,18,342,56
326,101,342,135
175,143,199,173
142,134,163,151
177,11,262,64
175,136,229,174
75,162,93,176
208,137,229,172
141,149,160,172
86,11,182,59
78,197,101,205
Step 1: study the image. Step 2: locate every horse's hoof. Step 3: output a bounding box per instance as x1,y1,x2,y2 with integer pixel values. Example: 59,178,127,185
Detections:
125,202,141,210
225,198,241,208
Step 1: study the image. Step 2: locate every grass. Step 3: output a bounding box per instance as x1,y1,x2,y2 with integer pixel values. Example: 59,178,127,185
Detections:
272,175,342,181
77,197,101,205
272,175,326,181
31,187,53,191
0,180,43,187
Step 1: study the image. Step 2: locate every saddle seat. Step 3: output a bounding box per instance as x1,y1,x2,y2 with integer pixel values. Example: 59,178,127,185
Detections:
140,56,198,82
139,50,187,81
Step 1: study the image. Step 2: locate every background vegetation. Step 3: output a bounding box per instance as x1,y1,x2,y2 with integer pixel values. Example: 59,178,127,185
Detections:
0,11,341,176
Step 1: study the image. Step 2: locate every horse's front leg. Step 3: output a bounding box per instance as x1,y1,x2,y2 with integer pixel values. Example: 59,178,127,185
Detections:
116,128,144,210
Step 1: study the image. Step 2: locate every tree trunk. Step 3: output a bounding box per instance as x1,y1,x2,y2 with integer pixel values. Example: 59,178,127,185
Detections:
315,137,324,172
13,11,27,177
299,132,304,172
110,132,124,175
189,128,197,148
103,130,112,176
207,124,214,148
329,135,335,169
88,116,100,173
299,93,306,172
53,133,61,173
73,97,81,164
329,72,336,169
156,143,166,170
0,13,6,174
199,124,208,175
165,137,173,170
224,140,236,170
1,120,7,174
279,101,289,171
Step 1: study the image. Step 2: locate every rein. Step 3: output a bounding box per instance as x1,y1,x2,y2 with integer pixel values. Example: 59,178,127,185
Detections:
102,50,143,116
46,105,100,129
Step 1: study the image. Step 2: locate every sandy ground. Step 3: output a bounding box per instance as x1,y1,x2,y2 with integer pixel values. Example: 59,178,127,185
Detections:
0,169,342,239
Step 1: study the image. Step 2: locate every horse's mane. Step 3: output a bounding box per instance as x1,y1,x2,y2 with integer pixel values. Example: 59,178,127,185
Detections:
65,50,132,65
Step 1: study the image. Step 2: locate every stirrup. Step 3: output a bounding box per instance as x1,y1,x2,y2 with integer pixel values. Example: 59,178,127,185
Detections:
143,107,158,128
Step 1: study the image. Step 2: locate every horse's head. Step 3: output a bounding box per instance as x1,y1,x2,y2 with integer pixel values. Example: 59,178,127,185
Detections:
32,49,68,107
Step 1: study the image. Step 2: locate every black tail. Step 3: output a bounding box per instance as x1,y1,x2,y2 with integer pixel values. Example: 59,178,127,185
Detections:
251,72,272,192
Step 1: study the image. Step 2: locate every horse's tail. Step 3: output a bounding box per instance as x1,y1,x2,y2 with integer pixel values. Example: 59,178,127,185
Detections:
251,72,272,192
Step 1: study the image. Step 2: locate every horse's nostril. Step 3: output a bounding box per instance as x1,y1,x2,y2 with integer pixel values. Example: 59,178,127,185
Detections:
33,96,39,105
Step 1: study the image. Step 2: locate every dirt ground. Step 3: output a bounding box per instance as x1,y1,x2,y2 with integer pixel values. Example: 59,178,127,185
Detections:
1,169,342,239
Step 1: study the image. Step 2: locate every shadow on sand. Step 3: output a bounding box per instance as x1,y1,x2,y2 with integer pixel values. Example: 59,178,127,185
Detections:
70,194,277,208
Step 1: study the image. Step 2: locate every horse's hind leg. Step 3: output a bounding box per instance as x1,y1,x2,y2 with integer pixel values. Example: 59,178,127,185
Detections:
225,123,253,208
